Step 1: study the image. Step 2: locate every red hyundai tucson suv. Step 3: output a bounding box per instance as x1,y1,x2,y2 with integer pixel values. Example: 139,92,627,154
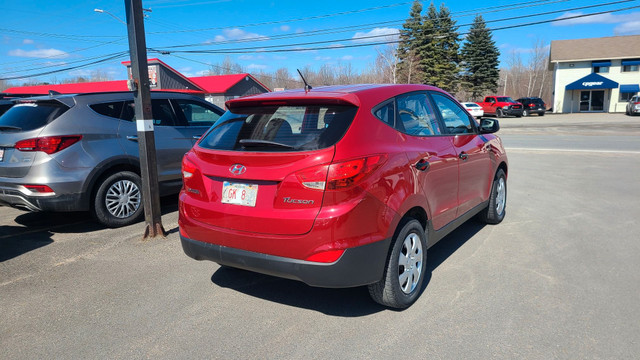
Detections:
179,84,508,308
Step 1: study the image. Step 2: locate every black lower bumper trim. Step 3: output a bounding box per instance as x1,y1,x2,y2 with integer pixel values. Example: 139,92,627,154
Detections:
180,235,391,288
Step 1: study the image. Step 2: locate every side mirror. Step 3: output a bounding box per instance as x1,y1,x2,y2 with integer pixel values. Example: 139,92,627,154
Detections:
479,118,500,134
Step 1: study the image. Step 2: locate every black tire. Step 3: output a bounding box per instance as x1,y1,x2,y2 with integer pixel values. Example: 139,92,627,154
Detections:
93,171,144,228
523,109,529,117
368,219,427,309
478,169,507,224
496,108,504,118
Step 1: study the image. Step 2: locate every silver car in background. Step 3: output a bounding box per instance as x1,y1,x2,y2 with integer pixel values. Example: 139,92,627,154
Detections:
0,91,223,227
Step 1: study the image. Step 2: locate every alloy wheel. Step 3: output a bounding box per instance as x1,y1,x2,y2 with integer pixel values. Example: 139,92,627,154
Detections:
105,179,141,219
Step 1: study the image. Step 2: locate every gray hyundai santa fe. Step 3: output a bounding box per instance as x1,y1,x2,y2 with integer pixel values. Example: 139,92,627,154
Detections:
0,91,223,227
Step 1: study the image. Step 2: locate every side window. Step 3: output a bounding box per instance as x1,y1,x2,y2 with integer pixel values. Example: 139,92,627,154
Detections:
151,99,178,126
174,100,222,127
396,93,441,136
430,92,475,135
373,100,395,127
120,99,178,126
89,101,124,119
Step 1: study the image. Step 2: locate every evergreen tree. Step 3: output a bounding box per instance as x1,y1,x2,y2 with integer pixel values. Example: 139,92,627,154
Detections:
420,3,460,93
397,1,424,83
460,15,500,100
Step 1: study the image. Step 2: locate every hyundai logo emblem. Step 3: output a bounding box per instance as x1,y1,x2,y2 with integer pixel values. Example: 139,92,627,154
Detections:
229,164,246,175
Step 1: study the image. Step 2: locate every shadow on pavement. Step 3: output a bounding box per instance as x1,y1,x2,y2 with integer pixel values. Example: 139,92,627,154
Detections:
0,229,54,262
210,219,487,315
0,195,181,261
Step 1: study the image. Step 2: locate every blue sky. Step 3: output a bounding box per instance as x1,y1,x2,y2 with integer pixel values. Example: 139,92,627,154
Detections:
1,0,639,86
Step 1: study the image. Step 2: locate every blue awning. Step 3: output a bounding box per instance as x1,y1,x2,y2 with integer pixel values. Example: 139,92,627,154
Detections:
620,84,640,93
565,73,619,90
622,60,640,66
592,61,611,67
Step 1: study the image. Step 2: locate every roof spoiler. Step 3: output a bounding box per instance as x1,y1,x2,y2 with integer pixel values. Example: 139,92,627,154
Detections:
49,90,61,97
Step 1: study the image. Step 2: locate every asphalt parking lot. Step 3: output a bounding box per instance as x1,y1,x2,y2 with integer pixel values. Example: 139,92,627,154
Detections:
1,113,639,359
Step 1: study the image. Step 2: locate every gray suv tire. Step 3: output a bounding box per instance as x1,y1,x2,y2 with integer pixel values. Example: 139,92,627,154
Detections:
93,171,144,227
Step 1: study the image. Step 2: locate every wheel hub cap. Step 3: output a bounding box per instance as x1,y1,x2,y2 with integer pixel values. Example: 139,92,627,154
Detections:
105,180,141,219
495,178,506,215
398,233,423,294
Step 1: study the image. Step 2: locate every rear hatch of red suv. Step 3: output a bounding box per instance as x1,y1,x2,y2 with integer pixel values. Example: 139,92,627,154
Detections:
180,99,359,237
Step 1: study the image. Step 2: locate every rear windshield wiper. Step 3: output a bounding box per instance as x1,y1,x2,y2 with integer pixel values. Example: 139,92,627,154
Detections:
0,125,22,131
239,139,294,150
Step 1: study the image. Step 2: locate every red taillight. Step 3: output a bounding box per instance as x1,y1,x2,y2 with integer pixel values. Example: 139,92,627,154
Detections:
24,184,54,193
182,155,197,180
295,155,386,191
15,135,82,155
529,104,536,107
182,154,205,199
305,249,345,263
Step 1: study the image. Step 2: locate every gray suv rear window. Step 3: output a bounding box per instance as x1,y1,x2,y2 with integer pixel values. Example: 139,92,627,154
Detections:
198,105,357,152
0,101,69,132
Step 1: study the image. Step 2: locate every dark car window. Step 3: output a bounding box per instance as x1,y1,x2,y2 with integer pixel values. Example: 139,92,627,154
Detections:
430,92,475,135
396,92,441,136
373,100,395,127
0,103,13,116
121,99,177,126
172,99,222,127
89,101,124,119
198,105,357,152
0,101,69,132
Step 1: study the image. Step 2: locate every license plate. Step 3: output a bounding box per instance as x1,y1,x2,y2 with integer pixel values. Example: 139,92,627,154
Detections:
221,181,258,207
0,148,4,162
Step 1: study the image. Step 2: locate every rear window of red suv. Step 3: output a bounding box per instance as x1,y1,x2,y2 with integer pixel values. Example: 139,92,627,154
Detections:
198,105,357,152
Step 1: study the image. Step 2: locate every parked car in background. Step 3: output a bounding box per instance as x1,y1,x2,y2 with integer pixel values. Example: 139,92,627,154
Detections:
461,102,484,119
626,95,640,116
0,91,223,227
179,84,508,309
516,97,546,116
477,96,523,118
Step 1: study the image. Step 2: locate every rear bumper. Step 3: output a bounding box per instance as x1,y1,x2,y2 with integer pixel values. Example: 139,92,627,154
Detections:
0,184,83,212
180,234,390,288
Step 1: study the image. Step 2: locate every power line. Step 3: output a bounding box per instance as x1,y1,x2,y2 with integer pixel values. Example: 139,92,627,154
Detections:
0,52,129,81
149,3,640,55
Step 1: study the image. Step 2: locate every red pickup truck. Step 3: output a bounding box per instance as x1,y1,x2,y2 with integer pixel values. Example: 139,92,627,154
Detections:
478,96,523,118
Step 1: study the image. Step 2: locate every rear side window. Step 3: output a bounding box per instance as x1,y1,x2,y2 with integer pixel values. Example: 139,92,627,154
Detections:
396,93,441,136
0,101,69,132
90,102,124,119
198,105,357,152
120,99,178,126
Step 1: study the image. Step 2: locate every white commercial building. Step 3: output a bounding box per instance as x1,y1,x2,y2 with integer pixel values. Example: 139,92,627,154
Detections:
549,35,640,113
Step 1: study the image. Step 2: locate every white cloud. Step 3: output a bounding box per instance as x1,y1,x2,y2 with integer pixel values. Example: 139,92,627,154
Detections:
247,63,267,70
614,21,640,35
23,39,34,44
272,55,287,60
352,27,399,44
341,55,354,61
280,25,290,32
553,11,640,26
213,28,269,42
329,44,345,49
9,48,69,59
315,56,332,61
238,55,265,60
68,69,92,77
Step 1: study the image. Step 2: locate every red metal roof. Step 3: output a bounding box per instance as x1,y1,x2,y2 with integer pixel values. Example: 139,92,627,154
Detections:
190,73,270,93
4,80,129,95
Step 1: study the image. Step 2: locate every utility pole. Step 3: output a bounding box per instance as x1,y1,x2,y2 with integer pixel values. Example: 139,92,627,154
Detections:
124,0,165,238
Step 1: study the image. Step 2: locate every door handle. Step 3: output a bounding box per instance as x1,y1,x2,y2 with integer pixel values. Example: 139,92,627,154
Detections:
415,159,430,171
459,152,468,160
126,135,138,142
192,135,203,140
